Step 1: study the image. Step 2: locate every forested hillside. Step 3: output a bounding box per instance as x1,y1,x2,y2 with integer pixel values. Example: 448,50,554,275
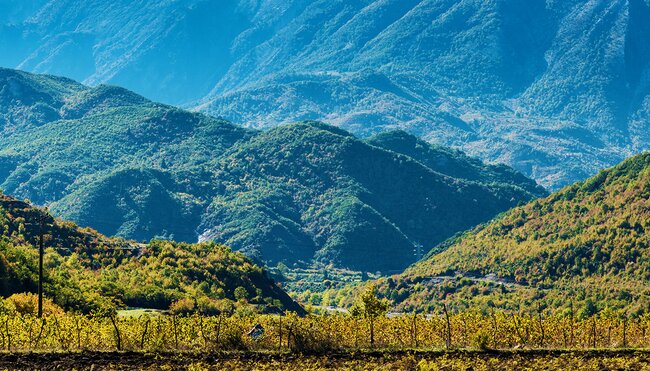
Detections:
196,122,544,272
0,69,545,273
0,193,303,314
377,153,650,315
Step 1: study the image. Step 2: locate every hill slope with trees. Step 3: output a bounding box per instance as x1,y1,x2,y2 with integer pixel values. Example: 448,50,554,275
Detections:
377,153,650,315
0,193,303,314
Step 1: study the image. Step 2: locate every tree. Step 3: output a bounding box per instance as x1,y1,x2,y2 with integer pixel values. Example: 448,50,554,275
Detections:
351,285,388,347
234,286,249,302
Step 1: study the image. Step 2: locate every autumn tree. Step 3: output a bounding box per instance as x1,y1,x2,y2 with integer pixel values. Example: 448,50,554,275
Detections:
351,285,388,347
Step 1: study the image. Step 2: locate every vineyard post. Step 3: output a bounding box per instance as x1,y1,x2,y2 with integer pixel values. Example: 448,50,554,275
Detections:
524,314,530,344
75,316,81,350
638,317,646,348
569,302,574,347
326,316,331,346
22,316,35,349
491,310,498,349
287,321,294,352
157,316,166,349
369,314,375,348
353,317,358,348
537,303,545,348
461,315,468,347
591,317,597,348
443,303,451,349
622,316,627,348
110,315,122,351
140,318,150,350
216,313,222,347
512,314,527,347
35,317,46,349
0,317,4,350
562,317,568,348
278,314,282,351
412,313,418,349
199,316,208,348
53,315,62,350
4,317,10,351
172,315,179,349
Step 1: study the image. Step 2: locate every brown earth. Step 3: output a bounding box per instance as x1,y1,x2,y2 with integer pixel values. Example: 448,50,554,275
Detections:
0,350,649,370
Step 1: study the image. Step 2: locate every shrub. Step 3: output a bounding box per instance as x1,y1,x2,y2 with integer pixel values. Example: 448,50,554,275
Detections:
197,297,234,315
169,298,195,315
472,332,491,350
6,293,64,316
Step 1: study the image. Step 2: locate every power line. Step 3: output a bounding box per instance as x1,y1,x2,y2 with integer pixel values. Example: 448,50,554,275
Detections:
414,243,423,262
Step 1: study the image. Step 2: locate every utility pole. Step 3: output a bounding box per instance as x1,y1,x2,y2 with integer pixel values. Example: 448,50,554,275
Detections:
38,213,45,318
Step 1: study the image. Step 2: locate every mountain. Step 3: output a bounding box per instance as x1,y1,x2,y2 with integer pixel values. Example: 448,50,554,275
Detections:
194,122,545,272
0,192,303,314
1,0,648,189
376,153,650,315
0,68,251,206
0,69,545,273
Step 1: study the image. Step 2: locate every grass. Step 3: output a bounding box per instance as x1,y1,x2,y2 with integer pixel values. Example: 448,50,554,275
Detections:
117,308,167,318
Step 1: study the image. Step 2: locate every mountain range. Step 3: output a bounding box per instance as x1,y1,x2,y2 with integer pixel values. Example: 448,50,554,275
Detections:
1,0,649,189
0,68,545,273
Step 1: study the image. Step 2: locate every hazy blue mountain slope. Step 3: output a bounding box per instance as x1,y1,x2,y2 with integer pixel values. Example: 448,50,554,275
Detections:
0,0,264,104
367,130,544,190
198,0,650,189
1,0,649,189
1,0,648,189
0,68,86,134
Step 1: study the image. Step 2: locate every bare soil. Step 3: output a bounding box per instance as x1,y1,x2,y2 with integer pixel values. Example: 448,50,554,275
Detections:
0,349,648,370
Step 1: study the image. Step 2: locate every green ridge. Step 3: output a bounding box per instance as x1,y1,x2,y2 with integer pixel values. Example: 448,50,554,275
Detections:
377,153,650,315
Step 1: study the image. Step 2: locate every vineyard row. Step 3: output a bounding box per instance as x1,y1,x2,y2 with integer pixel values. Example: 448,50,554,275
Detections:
1,311,649,353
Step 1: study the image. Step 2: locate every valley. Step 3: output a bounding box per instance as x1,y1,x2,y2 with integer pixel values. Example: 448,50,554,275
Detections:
0,2,649,368
0,67,648,320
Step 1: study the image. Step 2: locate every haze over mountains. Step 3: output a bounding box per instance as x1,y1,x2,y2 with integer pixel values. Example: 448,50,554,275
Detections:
0,68,545,273
1,0,649,189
